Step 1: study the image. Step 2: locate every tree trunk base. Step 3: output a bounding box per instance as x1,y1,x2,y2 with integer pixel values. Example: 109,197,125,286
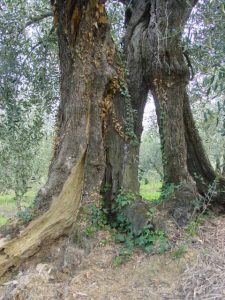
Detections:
0,150,86,277
158,182,199,227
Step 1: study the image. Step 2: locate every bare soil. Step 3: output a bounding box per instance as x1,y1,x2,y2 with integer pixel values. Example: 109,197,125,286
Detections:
0,215,225,300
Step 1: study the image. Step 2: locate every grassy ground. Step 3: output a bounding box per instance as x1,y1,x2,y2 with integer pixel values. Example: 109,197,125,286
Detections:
0,215,8,226
140,181,162,201
0,183,161,226
0,190,36,225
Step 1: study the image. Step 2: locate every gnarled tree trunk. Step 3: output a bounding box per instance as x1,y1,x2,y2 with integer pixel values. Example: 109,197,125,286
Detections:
123,0,225,224
0,0,134,276
184,94,225,198
124,0,199,225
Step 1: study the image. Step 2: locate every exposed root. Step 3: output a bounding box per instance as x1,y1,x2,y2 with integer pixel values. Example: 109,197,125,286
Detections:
0,149,86,277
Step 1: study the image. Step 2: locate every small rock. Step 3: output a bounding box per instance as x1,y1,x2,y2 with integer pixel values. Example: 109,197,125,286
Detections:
123,199,151,234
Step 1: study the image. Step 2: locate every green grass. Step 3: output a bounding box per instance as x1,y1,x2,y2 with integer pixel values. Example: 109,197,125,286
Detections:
0,190,35,208
0,215,8,226
0,190,36,227
140,181,162,201
0,193,16,209
22,190,36,205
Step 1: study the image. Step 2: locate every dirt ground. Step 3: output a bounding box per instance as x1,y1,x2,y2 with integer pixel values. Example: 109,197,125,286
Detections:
0,216,225,300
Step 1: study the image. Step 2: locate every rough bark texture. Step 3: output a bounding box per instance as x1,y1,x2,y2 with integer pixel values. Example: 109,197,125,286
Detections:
0,0,134,276
123,1,150,193
184,94,225,198
34,0,135,212
122,1,225,201
125,0,197,181
123,0,225,223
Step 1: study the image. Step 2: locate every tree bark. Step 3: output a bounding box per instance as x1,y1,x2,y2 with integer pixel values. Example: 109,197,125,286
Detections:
183,94,225,198
123,0,213,224
123,1,151,193
124,0,225,221
0,0,134,276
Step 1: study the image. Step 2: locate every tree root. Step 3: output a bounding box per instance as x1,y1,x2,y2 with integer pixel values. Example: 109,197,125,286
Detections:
0,149,86,278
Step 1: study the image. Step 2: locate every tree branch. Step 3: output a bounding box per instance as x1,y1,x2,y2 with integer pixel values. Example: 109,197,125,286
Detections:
25,12,53,28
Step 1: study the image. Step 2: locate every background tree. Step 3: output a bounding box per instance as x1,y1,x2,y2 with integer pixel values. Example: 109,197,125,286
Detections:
0,0,59,210
139,99,163,181
187,0,225,175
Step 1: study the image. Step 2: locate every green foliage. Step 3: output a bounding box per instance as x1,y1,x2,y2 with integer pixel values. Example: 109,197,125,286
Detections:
106,1,125,48
160,183,177,200
187,220,200,236
118,79,139,145
101,183,111,193
85,225,95,238
112,247,131,267
111,192,166,263
88,191,167,265
17,207,34,222
172,244,188,260
113,191,134,210
0,215,8,226
139,127,163,181
113,227,166,266
0,0,58,210
90,201,108,229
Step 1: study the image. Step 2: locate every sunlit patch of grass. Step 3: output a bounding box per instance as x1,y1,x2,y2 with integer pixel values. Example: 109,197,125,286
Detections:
0,193,16,209
0,190,36,212
0,215,8,226
22,190,36,205
140,182,162,201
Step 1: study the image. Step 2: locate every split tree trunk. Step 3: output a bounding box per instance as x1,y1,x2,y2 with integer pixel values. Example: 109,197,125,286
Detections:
123,0,224,223
123,0,199,224
0,0,134,276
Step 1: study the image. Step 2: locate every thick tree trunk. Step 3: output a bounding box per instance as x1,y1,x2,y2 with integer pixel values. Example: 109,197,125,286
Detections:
123,0,225,220
184,94,225,199
125,0,197,179
123,1,151,193
0,0,134,276
124,0,206,224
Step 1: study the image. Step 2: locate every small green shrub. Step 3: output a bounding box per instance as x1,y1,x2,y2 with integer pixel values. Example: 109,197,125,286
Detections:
85,225,95,238
160,183,177,199
112,247,132,267
101,183,111,193
17,207,34,222
111,191,167,260
187,217,205,236
90,201,108,229
112,191,134,210
89,191,167,265
172,244,188,260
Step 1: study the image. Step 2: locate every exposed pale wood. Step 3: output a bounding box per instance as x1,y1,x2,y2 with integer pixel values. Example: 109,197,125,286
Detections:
0,149,86,277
